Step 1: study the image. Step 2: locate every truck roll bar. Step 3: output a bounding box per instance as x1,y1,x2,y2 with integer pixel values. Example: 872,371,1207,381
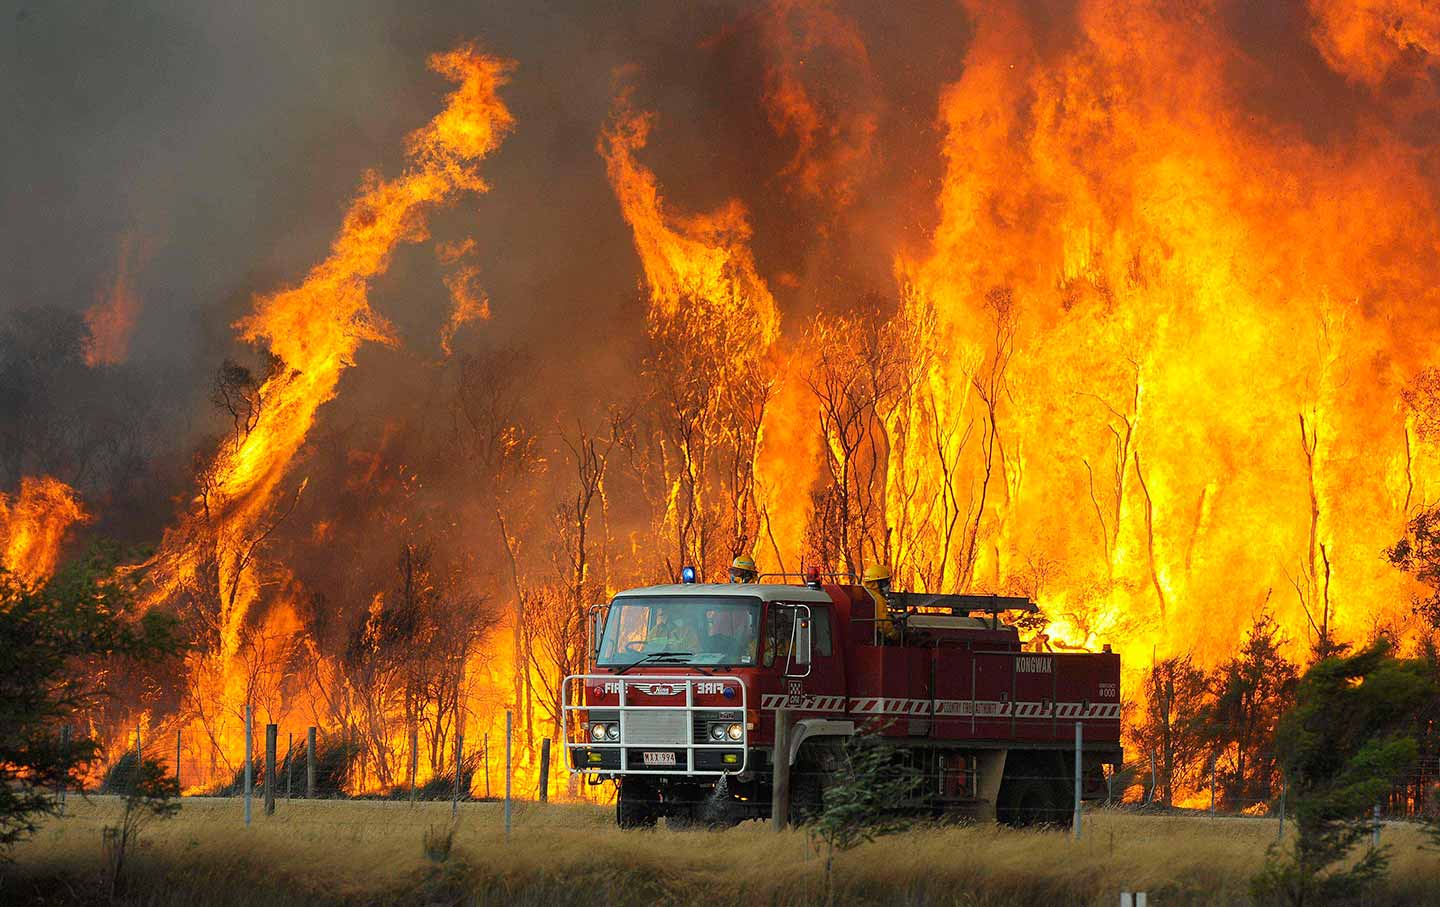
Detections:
889,592,1037,630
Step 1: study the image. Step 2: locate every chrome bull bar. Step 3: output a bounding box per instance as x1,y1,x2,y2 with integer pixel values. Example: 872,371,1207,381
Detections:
561,673,748,776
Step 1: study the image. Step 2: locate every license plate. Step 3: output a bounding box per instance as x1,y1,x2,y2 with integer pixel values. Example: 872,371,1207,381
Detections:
642,751,676,766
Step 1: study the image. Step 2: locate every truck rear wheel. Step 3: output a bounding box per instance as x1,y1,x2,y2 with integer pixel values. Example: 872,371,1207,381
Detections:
617,781,658,829
997,757,1071,829
998,777,1052,827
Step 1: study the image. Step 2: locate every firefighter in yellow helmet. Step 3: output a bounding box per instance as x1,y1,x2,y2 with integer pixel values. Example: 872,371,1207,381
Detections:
862,564,902,643
729,554,759,583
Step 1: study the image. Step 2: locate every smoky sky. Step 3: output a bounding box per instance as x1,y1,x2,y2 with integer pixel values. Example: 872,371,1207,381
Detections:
1,0,970,401
2,2,723,385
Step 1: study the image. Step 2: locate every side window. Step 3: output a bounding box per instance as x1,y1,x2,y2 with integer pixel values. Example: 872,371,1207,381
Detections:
765,604,833,664
810,605,833,657
764,605,795,667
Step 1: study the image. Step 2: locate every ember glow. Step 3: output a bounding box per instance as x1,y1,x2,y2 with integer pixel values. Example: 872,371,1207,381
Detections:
9,1,1440,800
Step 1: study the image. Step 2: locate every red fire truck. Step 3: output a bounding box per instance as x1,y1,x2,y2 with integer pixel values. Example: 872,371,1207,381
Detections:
563,570,1121,828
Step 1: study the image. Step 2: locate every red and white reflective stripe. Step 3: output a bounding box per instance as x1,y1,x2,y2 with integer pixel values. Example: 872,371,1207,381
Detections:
849,697,932,715
759,697,1122,720
759,693,847,712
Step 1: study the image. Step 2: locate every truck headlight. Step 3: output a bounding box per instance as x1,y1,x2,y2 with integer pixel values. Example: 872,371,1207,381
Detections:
726,723,743,741
590,722,605,741
605,723,620,741
709,724,727,741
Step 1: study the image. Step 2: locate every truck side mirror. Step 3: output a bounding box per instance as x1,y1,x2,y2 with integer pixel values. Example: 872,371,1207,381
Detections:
587,605,606,661
795,617,812,666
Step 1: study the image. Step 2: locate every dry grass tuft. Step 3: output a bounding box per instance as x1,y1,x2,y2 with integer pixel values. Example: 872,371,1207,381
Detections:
6,797,1437,905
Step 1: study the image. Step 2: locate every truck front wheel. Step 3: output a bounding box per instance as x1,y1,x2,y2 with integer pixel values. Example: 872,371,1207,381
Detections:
616,780,658,829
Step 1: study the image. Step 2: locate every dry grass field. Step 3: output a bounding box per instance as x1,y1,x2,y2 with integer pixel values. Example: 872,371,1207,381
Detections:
3,796,1438,906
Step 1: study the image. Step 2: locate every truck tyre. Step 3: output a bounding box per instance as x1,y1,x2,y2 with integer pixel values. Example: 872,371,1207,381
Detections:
997,776,1056,828
790,764,825,825
617,782,658,829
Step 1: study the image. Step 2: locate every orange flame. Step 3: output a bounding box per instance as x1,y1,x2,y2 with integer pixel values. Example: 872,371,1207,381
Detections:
759,0,877,209
600,89,779,342
0,477,87,584
886,0,1440,679
82,234,145,368
1307,0,1440,86
440,264,491,356
145,46,515,662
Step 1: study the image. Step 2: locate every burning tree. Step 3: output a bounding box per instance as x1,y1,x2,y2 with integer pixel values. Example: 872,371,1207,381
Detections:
339,543,493,789
638,290,775,578
601,90,782,581
1132,654,1210,807
802,296,923,581
1202,611,1298,811
112,44,520,792
524,416,622,748
451,347,543,746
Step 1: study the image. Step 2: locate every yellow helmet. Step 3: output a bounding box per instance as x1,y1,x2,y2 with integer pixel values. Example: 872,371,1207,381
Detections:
729,554,759,583
863,564,892,584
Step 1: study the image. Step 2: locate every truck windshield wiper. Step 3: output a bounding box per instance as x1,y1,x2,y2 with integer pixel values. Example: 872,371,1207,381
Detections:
617,651,711,675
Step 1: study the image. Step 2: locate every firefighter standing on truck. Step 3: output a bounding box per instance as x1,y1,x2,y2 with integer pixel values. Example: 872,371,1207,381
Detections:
729,555,759,583
863,564,903,643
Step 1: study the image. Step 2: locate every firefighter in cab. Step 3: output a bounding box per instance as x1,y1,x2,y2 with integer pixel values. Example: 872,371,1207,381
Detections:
729,554,759,583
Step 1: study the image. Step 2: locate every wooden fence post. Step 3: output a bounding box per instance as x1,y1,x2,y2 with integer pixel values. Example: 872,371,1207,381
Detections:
453,732,464,817
243,705,253,827
504,712,513,837
772,709,790,831
58,726,70,812
265,724,277,816
539,738,551,803
1073,721,1083,840
410,725,419,805
306,726,316,799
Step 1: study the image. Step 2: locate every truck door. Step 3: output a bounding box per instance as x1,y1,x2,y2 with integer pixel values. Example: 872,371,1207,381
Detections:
768,603,844,716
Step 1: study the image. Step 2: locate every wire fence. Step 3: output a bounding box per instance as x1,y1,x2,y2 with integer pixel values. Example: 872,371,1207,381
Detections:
76,709,579,816
69,715,1440,836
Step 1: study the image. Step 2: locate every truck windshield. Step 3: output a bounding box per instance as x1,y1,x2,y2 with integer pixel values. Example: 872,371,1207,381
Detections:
597,595,761,667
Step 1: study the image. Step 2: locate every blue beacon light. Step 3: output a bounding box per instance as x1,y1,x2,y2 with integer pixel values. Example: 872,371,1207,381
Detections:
681,565,697,584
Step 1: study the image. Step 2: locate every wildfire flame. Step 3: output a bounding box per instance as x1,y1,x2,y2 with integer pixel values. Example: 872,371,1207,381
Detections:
82,233,145,368
0,477,87,584
144,45,515,660
600,89,780,343
440,264,491,356
890,0,1440,674
122,44,519,796
759,0,877,209
26,3,1440,802
589,0,1440,688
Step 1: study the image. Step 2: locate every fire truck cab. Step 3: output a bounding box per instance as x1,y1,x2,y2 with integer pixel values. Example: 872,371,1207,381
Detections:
563,574,1121,828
